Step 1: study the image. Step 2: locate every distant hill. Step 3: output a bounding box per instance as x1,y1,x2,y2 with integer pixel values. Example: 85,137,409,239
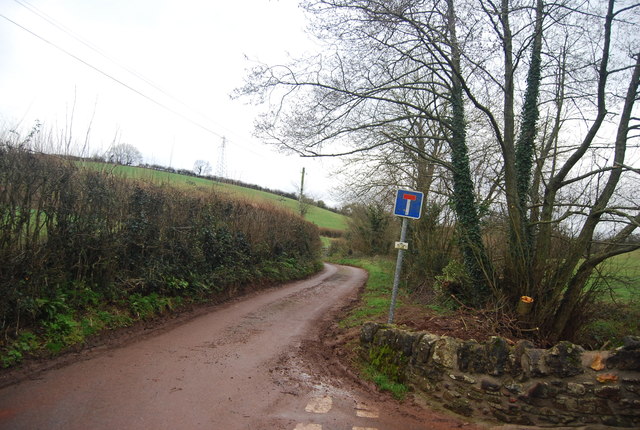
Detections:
78,161,348,232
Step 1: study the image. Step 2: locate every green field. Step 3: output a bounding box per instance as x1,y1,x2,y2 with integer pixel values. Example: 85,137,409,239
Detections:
577,249,640,348
78,162,348,231
600,248,640,301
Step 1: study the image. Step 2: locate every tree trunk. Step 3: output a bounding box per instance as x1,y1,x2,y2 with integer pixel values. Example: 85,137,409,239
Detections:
549,51,640,341
512,0,544,296
532,0,615,337
446,0,492,305
499,0,532,300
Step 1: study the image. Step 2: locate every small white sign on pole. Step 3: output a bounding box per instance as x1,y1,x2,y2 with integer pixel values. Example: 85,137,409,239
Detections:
395,241,409,250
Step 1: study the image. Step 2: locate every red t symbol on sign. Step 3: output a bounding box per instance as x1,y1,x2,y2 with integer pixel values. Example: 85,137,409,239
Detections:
402,194,416,215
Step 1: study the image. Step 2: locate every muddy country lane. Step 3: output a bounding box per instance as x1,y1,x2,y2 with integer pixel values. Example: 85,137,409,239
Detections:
0,264,479,430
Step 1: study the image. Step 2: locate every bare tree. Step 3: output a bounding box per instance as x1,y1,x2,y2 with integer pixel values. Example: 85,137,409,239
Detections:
193,160,212,176
239,0,640,341
106,143,142,166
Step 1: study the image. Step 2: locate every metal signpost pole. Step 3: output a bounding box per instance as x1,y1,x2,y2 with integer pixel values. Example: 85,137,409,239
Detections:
388,216,408,324
388,189,423,324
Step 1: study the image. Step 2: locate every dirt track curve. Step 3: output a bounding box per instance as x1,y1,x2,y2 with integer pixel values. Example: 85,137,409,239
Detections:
0,264,482,430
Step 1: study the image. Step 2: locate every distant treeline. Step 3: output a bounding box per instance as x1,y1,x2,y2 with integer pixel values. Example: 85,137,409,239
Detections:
1,145,322,342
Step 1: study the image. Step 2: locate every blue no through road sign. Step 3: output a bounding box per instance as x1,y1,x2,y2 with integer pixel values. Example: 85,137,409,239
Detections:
393,189,424,219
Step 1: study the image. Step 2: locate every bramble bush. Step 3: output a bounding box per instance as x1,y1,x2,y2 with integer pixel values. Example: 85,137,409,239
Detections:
0,143,322,360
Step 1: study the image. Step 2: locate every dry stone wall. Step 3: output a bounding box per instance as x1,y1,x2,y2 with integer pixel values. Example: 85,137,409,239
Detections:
360,322,640,427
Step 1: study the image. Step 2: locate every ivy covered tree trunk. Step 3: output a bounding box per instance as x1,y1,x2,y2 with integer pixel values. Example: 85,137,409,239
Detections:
498,0,528,301
509,0,544,298
446,0,492,305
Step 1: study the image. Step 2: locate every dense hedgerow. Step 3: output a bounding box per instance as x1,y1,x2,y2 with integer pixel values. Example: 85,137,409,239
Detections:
0,144,322,345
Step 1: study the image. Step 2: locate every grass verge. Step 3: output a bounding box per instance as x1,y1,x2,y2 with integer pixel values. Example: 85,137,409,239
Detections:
329,256,410,399
331,256,399,328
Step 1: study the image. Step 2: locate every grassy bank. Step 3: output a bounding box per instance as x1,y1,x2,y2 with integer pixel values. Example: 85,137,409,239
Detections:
330,256,411,399
333,257,397,328
78,162,348,231
1,259,321,369
330,252,639,398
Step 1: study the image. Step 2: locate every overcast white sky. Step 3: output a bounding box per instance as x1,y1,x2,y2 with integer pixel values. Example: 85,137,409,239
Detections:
0,0,341,205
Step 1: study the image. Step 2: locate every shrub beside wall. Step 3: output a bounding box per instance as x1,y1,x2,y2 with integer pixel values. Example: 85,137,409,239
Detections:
361,322,640,427
0,145,322,343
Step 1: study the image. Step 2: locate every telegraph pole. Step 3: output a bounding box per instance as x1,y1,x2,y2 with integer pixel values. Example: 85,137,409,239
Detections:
299,167,306,216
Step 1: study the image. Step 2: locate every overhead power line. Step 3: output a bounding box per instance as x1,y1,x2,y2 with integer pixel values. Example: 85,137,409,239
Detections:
1,5,274,160
13,0,214,128
0,12,226,139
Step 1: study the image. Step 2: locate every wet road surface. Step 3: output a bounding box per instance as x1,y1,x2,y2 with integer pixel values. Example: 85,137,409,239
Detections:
0,264,480,430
